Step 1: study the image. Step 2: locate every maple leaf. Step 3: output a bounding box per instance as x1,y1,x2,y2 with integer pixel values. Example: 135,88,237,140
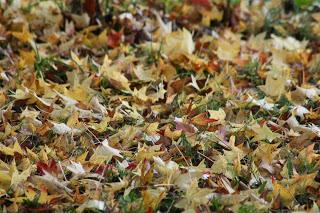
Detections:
191,112,217,126
0,141,24,156
100,55,131,91
142,188,167,210
36,160,59,175
259,66,290,98
90,139,123,164
163,29,195,59
215,39,240,61
175,180,212,211
252,124,281,143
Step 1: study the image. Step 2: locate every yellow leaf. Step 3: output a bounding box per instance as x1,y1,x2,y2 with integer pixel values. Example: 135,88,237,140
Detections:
259,68,290,98
0,146,15,156
208,108,226,124
253,143,279,164
100,55,131,91
71,51,83,67
0,91,6,107
134,65,160,82
0,171,12,190
144,122,159,135
64,86,90,103
163,29,195,59
175,180,212,210
273,182,295,205
0,142,23,156
216,39,240,61
142,188,167,210
135,145,164,162
90,139,122,164
164,125,182,140
11,25,33,43
252,124,281,142
76,151,88,163
19,50,35,68
90,116,110,133
11,166,31,187
25,187,37,201
13,142,24,156
201,6,223,26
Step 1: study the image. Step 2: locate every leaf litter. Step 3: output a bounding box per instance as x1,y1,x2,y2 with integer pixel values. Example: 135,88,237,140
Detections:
0,0,320,212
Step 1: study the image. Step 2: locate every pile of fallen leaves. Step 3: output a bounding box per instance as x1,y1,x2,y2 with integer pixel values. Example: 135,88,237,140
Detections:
0,0,320,212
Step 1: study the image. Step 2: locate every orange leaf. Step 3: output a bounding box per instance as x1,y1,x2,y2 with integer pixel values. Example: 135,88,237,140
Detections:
191,112,217,126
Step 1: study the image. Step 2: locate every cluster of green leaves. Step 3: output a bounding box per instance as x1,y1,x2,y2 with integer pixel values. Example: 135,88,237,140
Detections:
118,190,143,213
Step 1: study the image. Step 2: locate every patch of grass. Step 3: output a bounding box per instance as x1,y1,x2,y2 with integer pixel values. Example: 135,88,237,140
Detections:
195,92,225,114
210,197,222,212
295,193,314,208
157,190,182,213
287,157,294,179
34,54,56,79
178,134,202,165
294,0,314,10
263,7,282,36
306,99,319,110
163,0,183,13
63,206,77,213
240,60,263,86
34,48,72,81
238,204,258,213
177,68,194,77
277,95,293,108
145,42,163,65
22,194,40,209
296,159,318,175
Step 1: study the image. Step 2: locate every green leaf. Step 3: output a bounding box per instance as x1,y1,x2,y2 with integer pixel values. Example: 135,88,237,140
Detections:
294,0,314,8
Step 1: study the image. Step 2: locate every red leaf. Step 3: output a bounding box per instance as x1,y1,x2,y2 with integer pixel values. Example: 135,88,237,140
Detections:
107,30,122,48
191,0,212,9
147,207,153,213
36,160,59,175
95,164,111,175
83,0,97,17
127,162,137,170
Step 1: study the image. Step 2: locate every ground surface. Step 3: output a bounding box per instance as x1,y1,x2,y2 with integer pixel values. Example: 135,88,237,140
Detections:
0,0,320,212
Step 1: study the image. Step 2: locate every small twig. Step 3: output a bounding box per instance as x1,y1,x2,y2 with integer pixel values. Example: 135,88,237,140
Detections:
197,151,215,163
82,123,101,144
58,161,68,181
154,183,175,187
174,143,190,167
